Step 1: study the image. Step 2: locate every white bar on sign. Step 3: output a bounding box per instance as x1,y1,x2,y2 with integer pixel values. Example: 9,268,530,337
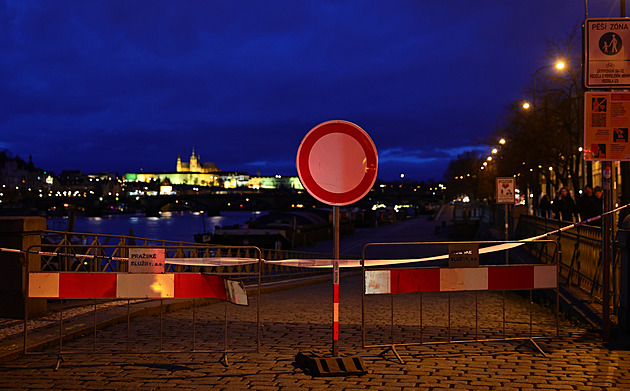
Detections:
117,273,175,298
534,265,557,289
364,270,391,294
440,268,488,291
28,272,59,298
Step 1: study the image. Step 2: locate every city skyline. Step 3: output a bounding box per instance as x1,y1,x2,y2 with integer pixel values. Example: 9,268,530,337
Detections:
0,1,623,181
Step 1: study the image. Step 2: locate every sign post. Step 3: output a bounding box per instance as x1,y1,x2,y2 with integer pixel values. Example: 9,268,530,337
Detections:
584,17,630,340
296,120,378,357
496,177,515,264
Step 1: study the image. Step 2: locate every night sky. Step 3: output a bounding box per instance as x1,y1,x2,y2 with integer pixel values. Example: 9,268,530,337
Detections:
0,1,624,181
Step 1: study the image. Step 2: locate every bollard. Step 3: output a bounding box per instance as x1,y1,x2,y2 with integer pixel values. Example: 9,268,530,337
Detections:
0,217,47,318
619,215,630,336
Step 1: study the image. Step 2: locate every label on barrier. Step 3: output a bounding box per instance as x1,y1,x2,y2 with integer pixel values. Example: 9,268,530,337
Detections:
448,243,479,268
129,248,166,273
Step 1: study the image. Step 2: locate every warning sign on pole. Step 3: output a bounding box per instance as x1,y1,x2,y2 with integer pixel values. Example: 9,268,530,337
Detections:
584,91,630,161
496,177,515,204
584,18,630,88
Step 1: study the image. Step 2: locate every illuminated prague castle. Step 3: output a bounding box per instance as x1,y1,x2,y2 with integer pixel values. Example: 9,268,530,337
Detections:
124,148,303,191
125,149,221,188
176,148,218,173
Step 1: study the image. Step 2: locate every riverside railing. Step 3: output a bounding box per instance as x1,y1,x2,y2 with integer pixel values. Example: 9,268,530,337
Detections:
515,215,621,316
40,230,335,282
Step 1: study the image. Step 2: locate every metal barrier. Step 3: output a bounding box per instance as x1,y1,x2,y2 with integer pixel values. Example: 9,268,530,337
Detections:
516,215,622,313
23,244,262,369
361,240,560,364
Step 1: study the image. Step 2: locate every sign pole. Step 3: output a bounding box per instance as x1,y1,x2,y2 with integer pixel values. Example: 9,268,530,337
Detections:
603,164,612,342
496,177,515,264
332,206,340,356
505,204,509,264
296,120,377,363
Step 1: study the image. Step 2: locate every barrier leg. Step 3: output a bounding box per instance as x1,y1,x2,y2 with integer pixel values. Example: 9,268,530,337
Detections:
448,292,451,342
159,299,163,352
475,292,478,341
192,299,197,351
379,345,405,364
516,339,548,357
378,293,404,364
126,300,130,352
419,293,423,344
93,300,97,350
219,301,230,367
53,354,64,371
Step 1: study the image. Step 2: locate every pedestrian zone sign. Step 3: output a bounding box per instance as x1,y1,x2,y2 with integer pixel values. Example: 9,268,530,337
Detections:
496,177,515,204
584,91,630,161
584,18,630,88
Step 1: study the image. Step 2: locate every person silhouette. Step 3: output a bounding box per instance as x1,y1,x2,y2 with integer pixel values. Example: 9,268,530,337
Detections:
610,34,619,53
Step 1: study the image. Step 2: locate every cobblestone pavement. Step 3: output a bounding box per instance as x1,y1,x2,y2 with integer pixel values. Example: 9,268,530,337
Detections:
1,273,630,390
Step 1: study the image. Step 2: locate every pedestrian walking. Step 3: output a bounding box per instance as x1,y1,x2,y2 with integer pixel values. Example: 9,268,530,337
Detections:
552,187,578,222
539,194,551,218
578,185,597,221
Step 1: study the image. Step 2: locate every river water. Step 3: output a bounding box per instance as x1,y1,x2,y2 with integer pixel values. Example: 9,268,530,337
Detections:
47,210,268,243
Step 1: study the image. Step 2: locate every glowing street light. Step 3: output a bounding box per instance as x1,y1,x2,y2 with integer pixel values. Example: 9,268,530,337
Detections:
491,148,498,154
499,138,506,145
522,102,531,110
533,60,567,105
487,156,493,161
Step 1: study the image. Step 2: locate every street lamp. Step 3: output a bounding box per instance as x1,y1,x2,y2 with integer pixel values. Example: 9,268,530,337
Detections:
533,60,566,106
522,102,531,110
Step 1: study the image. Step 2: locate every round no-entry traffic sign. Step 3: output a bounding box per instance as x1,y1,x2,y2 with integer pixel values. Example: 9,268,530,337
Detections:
296,120,378,206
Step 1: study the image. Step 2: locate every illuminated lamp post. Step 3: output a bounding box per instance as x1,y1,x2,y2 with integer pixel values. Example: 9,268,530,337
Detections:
527,62,565,213
533,60,565,107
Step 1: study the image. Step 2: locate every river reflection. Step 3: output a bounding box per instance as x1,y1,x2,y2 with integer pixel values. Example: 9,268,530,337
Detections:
47,210,268,243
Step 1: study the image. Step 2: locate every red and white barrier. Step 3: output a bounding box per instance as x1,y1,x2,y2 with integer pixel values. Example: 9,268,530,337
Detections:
28,272,248,305
364,265,557,294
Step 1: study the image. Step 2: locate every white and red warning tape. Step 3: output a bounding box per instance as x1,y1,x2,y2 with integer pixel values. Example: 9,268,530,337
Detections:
1,203,627,269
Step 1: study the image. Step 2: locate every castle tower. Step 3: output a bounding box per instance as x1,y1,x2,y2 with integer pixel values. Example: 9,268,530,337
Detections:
190,148,199,172
176,153,182,172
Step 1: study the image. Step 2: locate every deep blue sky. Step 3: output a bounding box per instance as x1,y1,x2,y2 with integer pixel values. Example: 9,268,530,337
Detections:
0,1,624,181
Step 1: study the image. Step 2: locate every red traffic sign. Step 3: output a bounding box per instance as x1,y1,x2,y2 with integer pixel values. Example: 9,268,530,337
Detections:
296,120,378,206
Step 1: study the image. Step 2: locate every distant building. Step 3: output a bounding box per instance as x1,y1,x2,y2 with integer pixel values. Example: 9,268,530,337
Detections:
0,151,52,193
123,148,304,192
176,148,219,173
125,149,221,187
249,175,303,190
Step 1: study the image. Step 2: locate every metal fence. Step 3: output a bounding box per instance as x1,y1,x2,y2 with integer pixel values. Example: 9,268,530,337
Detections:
360,240,560,363
24,243,266,369
515,215,621,315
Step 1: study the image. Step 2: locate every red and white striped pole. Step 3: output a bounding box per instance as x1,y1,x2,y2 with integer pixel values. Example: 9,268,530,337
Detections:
332,206,340,357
